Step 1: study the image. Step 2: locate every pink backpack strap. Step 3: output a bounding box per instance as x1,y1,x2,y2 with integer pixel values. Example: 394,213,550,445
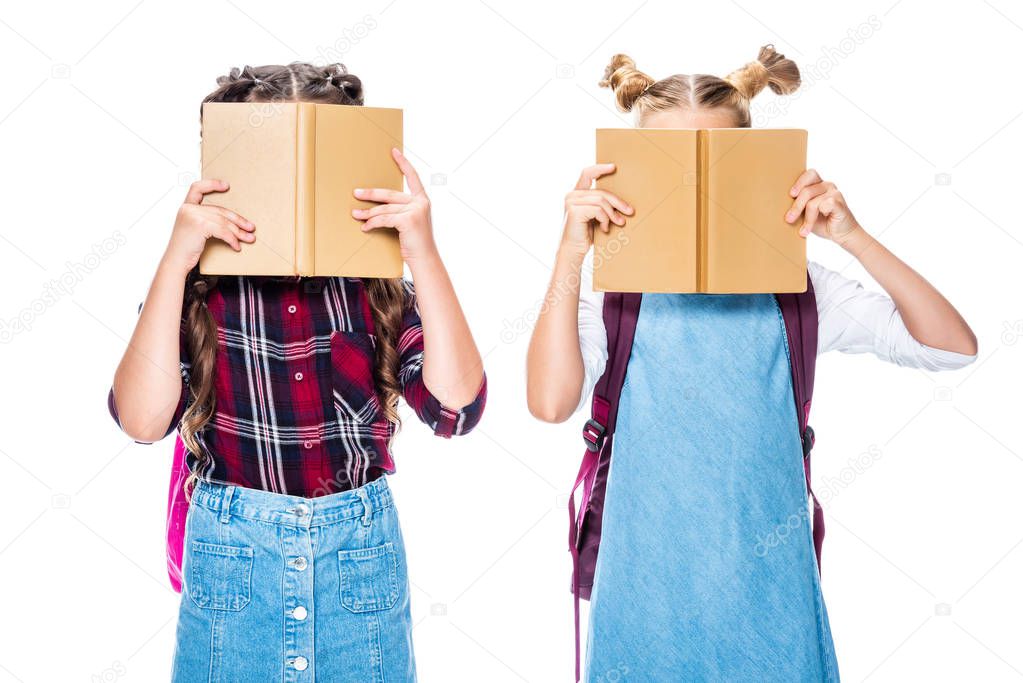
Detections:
166,435,190,593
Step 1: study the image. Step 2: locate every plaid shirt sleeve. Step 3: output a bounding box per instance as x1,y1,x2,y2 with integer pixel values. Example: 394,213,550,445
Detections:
107,301,190,443
397,281,486,437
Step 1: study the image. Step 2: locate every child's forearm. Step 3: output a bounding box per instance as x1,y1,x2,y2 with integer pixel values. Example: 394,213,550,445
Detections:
406,248,484,410
111,255,190,441
840,227,978,355
525,246,588,423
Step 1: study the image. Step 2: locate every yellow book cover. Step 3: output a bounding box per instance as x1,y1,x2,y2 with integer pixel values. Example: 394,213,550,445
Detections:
593,128,808,293
198,102,404,277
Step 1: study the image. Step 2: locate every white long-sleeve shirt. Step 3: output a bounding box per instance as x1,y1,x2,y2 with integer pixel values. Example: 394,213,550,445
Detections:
574,256,976,414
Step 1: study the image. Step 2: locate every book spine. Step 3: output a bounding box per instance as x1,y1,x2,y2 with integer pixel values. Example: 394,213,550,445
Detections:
294,103,316,276
696,129,708,292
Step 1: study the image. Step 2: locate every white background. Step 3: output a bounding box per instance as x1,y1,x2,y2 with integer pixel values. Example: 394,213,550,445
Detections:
1,1,1021,681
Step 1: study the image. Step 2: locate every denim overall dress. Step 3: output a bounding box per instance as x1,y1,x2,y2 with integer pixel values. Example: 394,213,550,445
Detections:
585,293,840,681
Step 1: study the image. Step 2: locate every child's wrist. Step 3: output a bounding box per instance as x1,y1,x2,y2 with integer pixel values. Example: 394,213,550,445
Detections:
837,224,874,256
157,250,193,281
557,241,589,263
404,241,442,271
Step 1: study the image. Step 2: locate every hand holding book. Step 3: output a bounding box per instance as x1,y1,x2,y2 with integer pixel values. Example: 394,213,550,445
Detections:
352,148,437,264
560,163,634,258
164,179,256,276
785,168,862,245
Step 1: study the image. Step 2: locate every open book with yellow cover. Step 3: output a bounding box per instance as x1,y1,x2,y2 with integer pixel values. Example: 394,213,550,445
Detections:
593,128,808,293
199,102,403,277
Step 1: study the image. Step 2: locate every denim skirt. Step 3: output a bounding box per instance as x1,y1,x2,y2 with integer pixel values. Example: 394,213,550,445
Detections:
171,477,416,682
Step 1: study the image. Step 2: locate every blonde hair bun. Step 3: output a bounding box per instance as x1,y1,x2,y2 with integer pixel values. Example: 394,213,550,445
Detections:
724,44,801,100
599,54,656,113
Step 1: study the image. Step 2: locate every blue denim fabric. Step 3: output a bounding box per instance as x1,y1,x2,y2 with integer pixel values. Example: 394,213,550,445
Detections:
586,293,839,682
172,477,416,682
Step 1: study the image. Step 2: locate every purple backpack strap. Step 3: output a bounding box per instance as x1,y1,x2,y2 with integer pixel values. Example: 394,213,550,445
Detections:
568,291,641,682
776,272,823,568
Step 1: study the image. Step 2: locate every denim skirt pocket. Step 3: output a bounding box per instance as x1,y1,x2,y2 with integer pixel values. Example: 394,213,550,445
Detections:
187,540,254,612
338,542,400,613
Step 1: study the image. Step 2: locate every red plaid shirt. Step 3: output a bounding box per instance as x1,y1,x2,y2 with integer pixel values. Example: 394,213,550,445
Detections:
108,276,486,497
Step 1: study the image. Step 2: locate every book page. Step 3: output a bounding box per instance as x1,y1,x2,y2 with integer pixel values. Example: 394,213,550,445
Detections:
593,129,699,293
703,128,807,293
312,105,403,278
199,102,298,276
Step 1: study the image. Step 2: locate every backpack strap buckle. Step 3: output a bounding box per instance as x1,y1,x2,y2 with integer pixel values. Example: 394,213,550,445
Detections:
802,425,815,458
582,419,606,453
